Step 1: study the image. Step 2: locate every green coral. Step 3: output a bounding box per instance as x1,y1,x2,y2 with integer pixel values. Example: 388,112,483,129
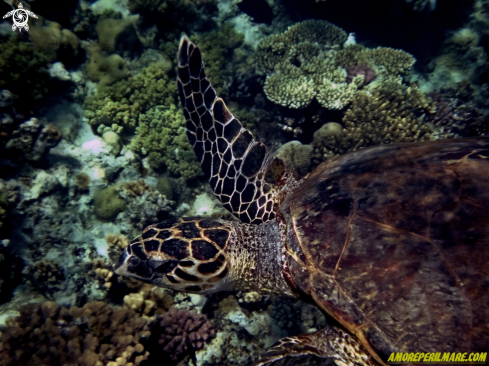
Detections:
130,104,202,180
0,34,50,104
93,186,126,221
84,61,176,131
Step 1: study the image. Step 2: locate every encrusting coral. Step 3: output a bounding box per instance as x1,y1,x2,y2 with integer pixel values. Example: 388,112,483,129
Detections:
256,20,416,110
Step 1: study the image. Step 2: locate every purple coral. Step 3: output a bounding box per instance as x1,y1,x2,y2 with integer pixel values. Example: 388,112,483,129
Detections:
346,65,376,85
153,308,216,361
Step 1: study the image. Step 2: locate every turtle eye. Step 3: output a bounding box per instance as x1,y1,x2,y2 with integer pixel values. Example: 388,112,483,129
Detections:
114,217,231,294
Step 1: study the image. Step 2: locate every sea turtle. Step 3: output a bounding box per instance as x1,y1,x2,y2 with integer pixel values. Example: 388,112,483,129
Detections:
115,36,489,365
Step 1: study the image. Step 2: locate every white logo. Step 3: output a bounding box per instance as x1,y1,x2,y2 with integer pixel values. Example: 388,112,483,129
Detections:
3,2,38,32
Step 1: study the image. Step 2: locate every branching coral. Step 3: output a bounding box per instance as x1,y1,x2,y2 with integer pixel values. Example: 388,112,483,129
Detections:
256,21,416,110
0,301,151,366
151,308,216,361
84,61,176,132
312,80,436,160
27,259,66,296
129,104,202,179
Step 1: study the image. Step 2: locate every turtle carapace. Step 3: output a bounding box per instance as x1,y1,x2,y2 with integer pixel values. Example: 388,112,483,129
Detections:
115,35,489,366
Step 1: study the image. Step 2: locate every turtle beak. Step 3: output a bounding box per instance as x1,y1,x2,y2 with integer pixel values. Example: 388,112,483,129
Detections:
114,249,130,276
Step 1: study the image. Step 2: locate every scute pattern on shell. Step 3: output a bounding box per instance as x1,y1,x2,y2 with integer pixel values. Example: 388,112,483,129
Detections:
121,217,230,292
177,36,283,225
281,138,489,362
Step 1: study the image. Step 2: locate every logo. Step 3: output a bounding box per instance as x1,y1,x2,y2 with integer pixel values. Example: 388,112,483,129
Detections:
2,2,38,32
387,352,488,364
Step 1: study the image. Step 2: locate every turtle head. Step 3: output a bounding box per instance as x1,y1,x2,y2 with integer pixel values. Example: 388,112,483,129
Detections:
114,217,232,294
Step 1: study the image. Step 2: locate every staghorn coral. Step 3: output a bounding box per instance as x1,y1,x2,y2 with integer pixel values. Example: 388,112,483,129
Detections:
84,61,176,131
0,301,151,366
151,308,216,361
312,80,436,160
129,104,202,179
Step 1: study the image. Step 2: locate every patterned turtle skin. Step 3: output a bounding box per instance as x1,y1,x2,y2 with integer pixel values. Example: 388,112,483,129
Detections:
115,217,232,293
115,36,489,366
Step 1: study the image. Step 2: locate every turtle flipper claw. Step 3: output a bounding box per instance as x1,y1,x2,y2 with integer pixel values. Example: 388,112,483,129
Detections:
177,35,283,224
252,327,374,366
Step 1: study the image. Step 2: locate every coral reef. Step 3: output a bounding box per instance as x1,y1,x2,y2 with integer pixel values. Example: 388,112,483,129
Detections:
276,141,314,179
26,260,66,297
4,118,62,162
0,241,23,305
118,180,175,230
93,186,126,221
84,61,176,131
85,43,130,87
0,301,151,366
256,20,415,110
312,80,436,160
192,23,245,98
0,35,51,104
129,105,202,179
29,18,82,65
151,308,216,361
123,286,174,316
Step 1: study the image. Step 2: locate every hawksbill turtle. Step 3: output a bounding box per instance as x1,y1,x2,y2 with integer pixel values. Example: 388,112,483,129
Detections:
115,35,489,365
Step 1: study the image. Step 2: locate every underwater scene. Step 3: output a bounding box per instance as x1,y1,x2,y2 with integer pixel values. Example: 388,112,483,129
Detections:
0,0,488,364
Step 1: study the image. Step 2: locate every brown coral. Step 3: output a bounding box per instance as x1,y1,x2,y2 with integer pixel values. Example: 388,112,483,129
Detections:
152,308,216,361
0,301,151,366
312,81,436,161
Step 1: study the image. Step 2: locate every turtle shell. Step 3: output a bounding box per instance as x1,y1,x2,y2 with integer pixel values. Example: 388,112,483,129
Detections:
281,138,489,364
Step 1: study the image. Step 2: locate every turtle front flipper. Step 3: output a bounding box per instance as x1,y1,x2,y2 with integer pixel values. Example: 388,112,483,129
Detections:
178,36,287,224
252,326,374,366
